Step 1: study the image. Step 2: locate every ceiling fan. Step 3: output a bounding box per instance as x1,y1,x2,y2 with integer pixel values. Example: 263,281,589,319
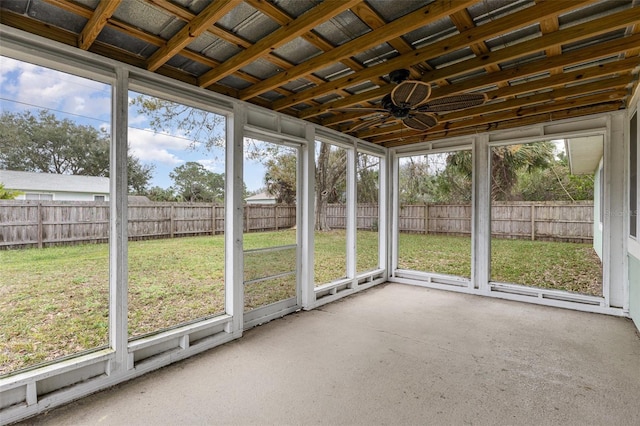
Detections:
333,69,487,132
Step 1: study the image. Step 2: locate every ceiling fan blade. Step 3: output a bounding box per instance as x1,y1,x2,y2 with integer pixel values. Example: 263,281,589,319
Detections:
391,81,431,108
402,113,437,131
350,115,390,132
330,107,388,113
418,93,487,113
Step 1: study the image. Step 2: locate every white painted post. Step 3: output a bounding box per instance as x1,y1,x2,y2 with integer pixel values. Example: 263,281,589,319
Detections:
301,126,316,308
347,145,357,286
225,105,245,335
472,135,491,292
389,150,399,275
606,112,627,308
109,67,129,373
379,152,389,276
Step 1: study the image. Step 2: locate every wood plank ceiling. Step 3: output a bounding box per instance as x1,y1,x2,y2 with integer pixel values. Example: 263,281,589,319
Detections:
1,0,639,147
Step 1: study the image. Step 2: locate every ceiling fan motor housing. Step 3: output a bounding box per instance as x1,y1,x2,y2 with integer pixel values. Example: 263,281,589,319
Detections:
389,68,411,84
381,94,411,119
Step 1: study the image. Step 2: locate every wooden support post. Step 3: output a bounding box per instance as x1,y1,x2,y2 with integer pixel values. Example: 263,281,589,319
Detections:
531,204,535,241
424,204,429,235
211,203,218,235
275,205,279,231
37,202,43,249
170,204,175,238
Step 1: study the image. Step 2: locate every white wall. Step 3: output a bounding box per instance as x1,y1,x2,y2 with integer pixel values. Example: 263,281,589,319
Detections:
15,191,109,201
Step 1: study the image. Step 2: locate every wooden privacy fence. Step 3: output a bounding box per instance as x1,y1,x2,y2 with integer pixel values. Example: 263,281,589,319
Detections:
0,201,295,249
396,201,594,243
0,200,593,249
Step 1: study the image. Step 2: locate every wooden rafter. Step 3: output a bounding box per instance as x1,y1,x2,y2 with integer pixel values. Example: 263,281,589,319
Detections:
78,0,121,50
238,0,475,101
198,0,362,88
147,0,240,72
383,103,622,147
321,57,639,129
243,0,381,100
273,0,594,112
3,0,639,148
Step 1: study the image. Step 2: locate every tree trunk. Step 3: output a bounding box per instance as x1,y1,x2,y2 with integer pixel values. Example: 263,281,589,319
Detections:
314,142,331,231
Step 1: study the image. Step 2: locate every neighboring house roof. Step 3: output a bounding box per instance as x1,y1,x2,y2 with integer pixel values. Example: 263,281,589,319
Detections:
0,170,109,194
245,192,276,202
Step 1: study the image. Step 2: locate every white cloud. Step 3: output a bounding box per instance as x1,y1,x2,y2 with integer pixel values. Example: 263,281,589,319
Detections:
197,158,224,173
128,127,195,165
0,56,111,121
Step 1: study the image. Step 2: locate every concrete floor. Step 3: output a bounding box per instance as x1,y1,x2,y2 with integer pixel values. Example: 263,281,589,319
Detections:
19,283,640,425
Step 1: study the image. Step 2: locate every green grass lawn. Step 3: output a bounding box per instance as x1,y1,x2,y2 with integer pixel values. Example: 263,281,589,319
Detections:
398,233,602,295
0,231,601,375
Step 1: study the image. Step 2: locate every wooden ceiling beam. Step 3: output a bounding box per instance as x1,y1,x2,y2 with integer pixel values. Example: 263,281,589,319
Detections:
383,103,622,147
198,0,361,88
0,7,78,45
243,0,382,100
349,2,420,85
147,0,240,72
273,0,593,111
449,8,504,88
239,0,475,101
46,0,304,100
442,75,629,121
321,58,638,129
140,0,332,102
304,30,640,121
78,0,121,50
401,8,640,91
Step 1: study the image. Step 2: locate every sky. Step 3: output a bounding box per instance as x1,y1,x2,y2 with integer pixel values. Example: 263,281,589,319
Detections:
0,55,266,192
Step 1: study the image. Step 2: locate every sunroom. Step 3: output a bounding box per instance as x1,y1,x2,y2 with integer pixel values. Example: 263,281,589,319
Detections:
1,0,639,424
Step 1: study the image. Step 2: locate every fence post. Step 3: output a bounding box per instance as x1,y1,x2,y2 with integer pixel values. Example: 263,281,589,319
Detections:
244,205,249,233
424,204,429,235
37,202,43,249
530,204,535,241
211,203,217,235
275,205,279,231
170,204,175,238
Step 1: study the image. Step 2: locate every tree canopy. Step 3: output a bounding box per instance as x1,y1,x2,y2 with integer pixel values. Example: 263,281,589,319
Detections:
399,142,594,204
0,110,153,193
169,161,224,203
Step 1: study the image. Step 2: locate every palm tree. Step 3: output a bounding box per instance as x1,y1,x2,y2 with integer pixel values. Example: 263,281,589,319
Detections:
444,142,555,201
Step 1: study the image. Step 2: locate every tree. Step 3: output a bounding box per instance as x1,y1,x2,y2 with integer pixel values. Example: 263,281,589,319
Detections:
264,152,296,204
357,153,379,203
146,186,179,202
315,143,347,230
490,143,554,201
0,110,154,193
441,144,555,201
516,151,594,201
169,162,224,202
131,95,353,231
130,95,225,150
0,183,21,199
398,156,440,204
